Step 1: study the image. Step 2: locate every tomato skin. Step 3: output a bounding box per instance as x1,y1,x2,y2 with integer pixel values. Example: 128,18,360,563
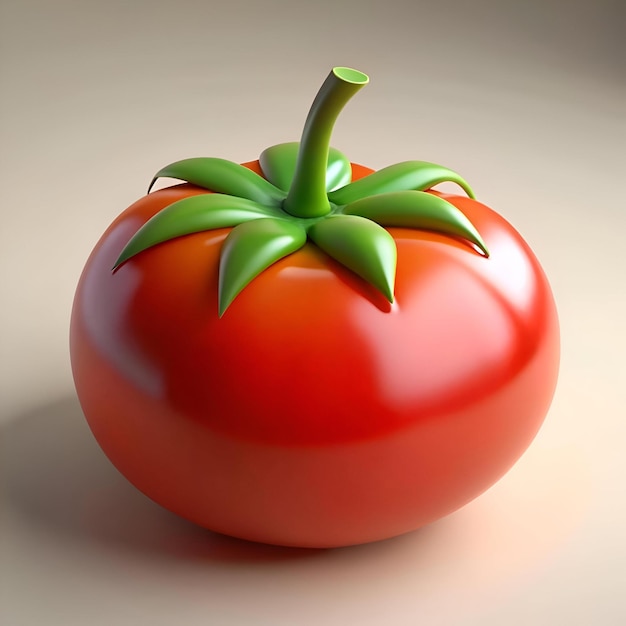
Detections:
70,162,559,547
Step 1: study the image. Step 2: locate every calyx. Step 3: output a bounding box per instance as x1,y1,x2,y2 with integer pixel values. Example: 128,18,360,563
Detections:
114,67,489,316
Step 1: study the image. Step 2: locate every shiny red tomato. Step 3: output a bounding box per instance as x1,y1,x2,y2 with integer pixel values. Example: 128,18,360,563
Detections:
70,68,559,547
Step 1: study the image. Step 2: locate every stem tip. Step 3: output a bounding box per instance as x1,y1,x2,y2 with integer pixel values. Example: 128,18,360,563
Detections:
332,67,369,85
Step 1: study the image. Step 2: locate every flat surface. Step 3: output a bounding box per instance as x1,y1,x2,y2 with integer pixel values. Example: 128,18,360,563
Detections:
1,0,625,624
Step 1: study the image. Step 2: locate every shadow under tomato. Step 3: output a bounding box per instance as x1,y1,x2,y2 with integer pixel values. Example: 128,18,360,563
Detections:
2,395,454,566
1,396,326,564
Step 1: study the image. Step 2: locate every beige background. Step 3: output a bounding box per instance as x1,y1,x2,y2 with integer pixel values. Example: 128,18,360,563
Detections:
1,0,625,624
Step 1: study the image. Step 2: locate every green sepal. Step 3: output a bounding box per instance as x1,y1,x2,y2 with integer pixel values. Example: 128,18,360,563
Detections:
343,190,489,256
148,158,286,206
113,194,281,269
328,161,475,205
259,142,352,193
308,215,396,302
219,218,307,316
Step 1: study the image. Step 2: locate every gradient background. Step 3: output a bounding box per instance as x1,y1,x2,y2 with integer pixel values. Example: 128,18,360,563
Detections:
1,0,625,624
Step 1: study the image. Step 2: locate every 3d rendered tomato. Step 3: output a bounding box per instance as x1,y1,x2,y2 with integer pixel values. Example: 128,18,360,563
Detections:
70,67,559,548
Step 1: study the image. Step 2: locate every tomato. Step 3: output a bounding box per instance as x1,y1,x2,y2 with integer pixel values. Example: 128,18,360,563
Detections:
70,68,559,547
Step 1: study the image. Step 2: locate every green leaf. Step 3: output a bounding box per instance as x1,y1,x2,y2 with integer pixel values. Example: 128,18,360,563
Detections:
259,142,352,193
113,194,281,268
307,215,396,302
219,218,307,316
328,161,475,205
343,190,489,256
148,158,286,206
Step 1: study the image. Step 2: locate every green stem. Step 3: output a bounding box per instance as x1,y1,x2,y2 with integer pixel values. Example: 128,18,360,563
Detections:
282,67,369,218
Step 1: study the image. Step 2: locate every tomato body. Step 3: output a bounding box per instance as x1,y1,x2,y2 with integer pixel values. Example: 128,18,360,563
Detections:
70,162,559,548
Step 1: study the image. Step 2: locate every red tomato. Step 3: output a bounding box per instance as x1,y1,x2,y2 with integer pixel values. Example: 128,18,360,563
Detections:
70,160,559,548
